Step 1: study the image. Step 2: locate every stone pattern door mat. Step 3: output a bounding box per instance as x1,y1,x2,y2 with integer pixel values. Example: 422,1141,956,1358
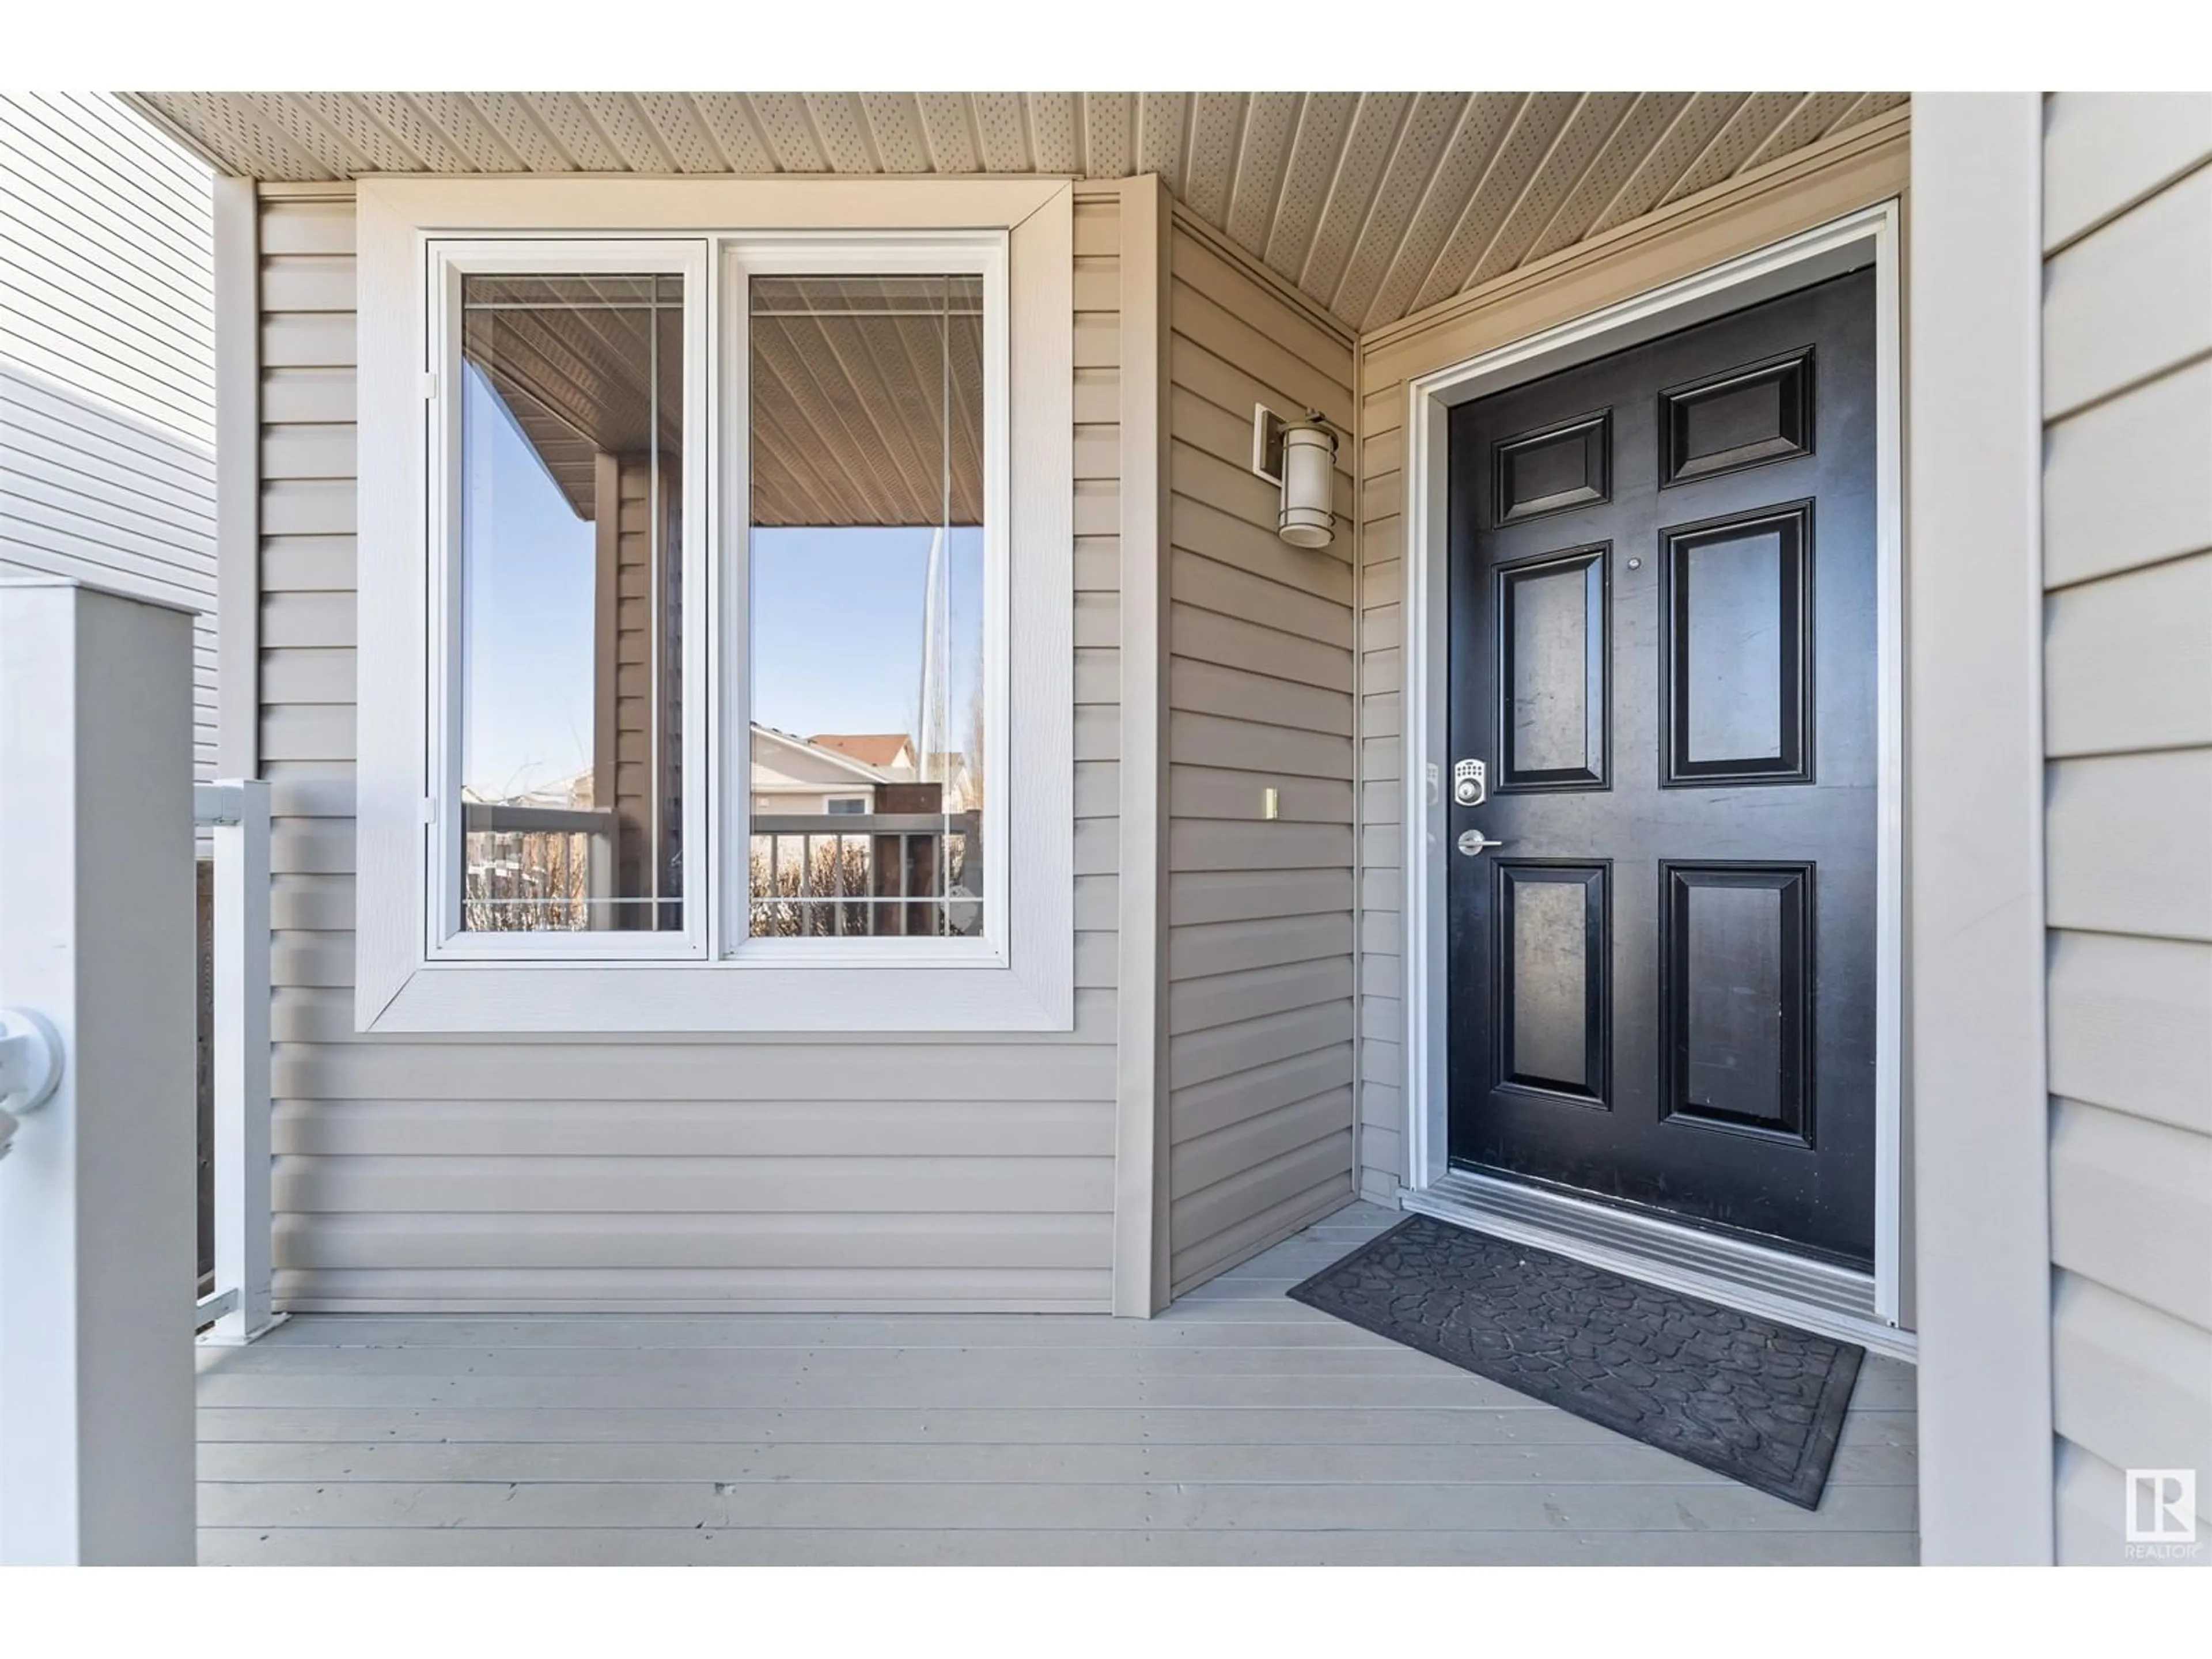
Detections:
1287,1213,1865,1509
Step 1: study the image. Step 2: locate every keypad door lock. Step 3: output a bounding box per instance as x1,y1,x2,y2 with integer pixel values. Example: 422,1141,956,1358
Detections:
1452,758,1487,808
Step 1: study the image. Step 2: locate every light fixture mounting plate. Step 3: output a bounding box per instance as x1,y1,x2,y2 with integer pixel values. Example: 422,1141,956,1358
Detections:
1252,403,1287,486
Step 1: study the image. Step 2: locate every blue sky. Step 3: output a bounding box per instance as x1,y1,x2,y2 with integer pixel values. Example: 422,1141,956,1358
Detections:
749,525,983,744
460,363,595,799
461,363,983,799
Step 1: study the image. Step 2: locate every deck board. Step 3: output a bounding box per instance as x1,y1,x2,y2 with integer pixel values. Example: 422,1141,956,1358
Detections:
196,1200,1919,1565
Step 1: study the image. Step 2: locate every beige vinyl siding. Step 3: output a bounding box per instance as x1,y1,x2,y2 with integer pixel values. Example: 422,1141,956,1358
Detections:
0,91,217,782
1351,361,1407,1207
2039,92,2212,1563
1350,112,1911,1209
256,184,1124,1313
1161,213,1359,1296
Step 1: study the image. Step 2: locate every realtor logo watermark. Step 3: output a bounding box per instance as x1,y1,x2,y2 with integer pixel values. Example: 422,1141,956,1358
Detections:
2125,1469,2201,1560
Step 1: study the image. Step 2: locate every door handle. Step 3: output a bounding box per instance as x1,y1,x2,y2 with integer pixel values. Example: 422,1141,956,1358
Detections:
1456,830,1508,857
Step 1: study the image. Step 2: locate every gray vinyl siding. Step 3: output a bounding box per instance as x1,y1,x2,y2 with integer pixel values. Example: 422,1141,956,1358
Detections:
1161,214,1359,1296
0,91,216,782
256,184,1124,1313
2039,92,2212,1563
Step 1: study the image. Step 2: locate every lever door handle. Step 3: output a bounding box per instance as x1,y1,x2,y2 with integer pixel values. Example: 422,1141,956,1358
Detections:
1455,831,1508,857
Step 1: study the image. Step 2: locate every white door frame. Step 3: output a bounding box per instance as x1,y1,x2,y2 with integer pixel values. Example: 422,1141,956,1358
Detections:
1397,200,1907,1340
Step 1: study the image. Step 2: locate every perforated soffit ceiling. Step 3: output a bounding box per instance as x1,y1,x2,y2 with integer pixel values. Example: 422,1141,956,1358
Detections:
126,92,1906,334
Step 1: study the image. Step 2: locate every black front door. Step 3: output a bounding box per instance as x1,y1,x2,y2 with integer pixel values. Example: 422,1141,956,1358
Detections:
1445,269,1878,1266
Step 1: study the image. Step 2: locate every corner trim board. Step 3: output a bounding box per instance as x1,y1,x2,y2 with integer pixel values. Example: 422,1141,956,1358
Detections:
213,177,259,779
1113,175,1172,1316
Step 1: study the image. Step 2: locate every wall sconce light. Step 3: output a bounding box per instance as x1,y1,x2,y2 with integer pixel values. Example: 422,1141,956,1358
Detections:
1252,404,1342,550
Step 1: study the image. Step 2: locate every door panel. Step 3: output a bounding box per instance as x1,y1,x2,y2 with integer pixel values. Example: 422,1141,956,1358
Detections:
1662,503,1813,783
1658,349,1815,485
1445,268,1878,1266
1494,412,1611,522
1494,861,1608,1101
1659,861,1812,1141
1499,548,1608,789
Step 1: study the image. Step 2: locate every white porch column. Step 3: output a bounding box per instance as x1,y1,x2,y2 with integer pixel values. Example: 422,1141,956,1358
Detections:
0,577,198,1565
1907,93,2056,1566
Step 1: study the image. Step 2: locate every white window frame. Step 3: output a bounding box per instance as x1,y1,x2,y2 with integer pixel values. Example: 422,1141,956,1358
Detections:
355,177,1073,1033
822,796,872,816
427,240,710,964
723,232,1010,969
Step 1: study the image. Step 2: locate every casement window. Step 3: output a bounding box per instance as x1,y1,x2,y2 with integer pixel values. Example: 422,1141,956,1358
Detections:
356,181,1073,1032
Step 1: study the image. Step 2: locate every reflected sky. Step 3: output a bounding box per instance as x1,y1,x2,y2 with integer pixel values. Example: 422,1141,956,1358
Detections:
460,361,594,800
460,362,985,800
749,525,983,745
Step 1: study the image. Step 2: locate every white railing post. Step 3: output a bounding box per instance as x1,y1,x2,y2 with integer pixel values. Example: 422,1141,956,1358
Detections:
200,776,276,1344
0,577,198,1565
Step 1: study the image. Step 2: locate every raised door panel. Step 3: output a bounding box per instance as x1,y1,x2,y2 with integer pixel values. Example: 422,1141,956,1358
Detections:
1661,502,1813,785
1491,411,1611,525
1658,348,1814,487
1493,861,1609,1105
1498,547,1608,790
1660,862,1813,1144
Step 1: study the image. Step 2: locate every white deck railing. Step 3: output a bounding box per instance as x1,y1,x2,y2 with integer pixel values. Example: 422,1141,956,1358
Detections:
193,779,278,1345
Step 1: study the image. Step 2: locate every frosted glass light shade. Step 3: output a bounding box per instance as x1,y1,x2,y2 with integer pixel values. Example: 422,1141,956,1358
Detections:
1278,422,1336,548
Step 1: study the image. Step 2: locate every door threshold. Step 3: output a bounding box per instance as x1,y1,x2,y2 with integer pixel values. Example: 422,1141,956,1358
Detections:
1400,1170,1916,1362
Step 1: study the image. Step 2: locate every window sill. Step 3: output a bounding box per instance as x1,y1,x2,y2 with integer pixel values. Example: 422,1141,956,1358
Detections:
358,953,1073,1035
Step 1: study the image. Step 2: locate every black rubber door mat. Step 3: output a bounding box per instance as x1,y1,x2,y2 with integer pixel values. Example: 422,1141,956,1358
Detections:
1287,1213,1865,1510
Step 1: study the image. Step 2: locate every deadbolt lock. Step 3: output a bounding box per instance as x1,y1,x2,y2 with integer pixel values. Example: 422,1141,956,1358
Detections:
1453,758,1487,808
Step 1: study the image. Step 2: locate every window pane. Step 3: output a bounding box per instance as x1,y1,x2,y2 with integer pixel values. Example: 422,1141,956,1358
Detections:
457,272,684,934
748,274,986,940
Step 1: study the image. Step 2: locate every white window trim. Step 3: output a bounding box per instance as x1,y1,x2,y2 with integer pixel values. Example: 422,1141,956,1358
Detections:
822,796,872,815
355,177,1073,1033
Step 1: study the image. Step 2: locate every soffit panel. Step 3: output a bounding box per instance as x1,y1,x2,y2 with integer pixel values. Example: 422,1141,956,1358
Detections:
123,90,1907,334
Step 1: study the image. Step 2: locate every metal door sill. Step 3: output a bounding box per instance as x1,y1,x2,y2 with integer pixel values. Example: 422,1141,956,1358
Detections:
1400,1169,1917,1362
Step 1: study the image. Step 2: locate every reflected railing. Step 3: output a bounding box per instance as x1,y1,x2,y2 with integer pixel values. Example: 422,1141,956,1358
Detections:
749,812,982,938
461,802,619,932
457,804,980,937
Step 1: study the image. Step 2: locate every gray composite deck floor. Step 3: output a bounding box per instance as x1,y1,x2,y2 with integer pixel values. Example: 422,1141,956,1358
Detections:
195,1200,1919,1565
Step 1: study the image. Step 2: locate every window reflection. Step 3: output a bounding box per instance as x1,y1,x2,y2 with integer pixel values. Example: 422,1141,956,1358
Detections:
747,274,986,940
457,272,684,933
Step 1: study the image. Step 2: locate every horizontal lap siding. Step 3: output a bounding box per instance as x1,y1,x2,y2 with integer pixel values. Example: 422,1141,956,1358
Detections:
1162,217,1358,1296
2040,93,2212,1560
257,185,1123,1313
0,92,216,782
